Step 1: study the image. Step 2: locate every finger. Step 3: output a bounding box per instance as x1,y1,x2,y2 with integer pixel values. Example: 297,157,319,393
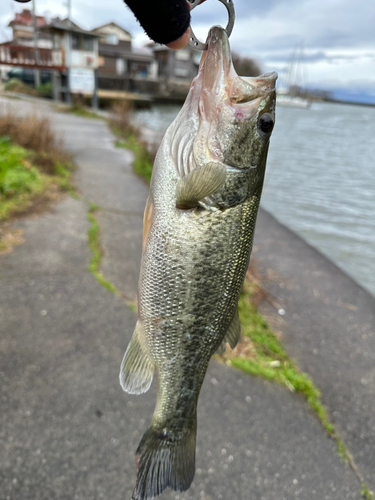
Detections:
166,27,191,49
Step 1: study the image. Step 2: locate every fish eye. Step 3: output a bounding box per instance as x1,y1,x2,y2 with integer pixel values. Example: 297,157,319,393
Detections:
258,113,274,134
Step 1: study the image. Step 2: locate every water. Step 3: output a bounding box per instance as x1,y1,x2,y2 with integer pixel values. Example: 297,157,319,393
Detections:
135,102,375,297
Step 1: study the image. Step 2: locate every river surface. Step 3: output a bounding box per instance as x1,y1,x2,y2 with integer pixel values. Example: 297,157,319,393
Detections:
134,102,375,297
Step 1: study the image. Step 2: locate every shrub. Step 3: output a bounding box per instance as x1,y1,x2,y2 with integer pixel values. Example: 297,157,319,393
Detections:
4,78,34,94
0,111,69,167
110,100,137,136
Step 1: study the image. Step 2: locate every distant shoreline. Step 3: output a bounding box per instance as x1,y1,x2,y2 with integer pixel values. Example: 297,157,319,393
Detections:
323,98,375,108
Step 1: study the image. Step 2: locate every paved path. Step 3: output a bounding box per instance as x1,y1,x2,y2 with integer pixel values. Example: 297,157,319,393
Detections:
0,96,369,499
253,209,375,491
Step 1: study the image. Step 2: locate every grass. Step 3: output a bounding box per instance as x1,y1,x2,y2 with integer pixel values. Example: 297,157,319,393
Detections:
115,134,153,182
64,104,102,120
0,112,64,155
0,136,75,222
0,112,75,227
4,78,53,98
0,137,47,221
110,100,155,183
87,203,120,295
361,485,375,500
224,281,338,439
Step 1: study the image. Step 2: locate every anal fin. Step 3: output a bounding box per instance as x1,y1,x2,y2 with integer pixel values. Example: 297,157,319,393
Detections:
120,321,154,395
215,309,242,354
176,162,226,209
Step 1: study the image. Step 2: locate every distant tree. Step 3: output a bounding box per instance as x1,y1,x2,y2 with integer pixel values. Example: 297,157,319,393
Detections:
232,52,262,77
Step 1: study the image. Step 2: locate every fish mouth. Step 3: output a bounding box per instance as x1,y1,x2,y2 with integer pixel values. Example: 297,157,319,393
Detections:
199,26,278,104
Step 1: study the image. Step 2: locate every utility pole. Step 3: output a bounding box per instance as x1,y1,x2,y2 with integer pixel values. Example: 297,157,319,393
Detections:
67,0,72,24
66,0,72,103
31,0,40,87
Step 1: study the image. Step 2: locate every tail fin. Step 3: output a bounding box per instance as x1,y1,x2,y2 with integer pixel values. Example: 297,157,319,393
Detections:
132,421,197,500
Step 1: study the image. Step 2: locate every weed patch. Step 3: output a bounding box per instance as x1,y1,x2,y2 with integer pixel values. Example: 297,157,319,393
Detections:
0,112,75,223
87,204,120,295
0,137,47,221
223,281,336,435
110,102,155,183
63,104,102,120
115,135,153,182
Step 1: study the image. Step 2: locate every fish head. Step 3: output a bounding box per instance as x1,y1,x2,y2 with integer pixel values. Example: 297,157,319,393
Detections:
195,26,277,180
167,26,277,206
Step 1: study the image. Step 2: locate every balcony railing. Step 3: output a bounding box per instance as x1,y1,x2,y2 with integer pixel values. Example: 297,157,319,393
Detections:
0,43,65,70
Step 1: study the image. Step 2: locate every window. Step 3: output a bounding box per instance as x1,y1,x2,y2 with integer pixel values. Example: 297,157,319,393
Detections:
174,67,189,77
175,49,190,61
72,34,81,50
105,33,118,45
53,34,61,50
116,58,126,75
83,37,94,51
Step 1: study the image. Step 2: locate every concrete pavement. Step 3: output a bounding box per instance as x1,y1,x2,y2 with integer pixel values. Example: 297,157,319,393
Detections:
0,96,370,499
253,208,375,491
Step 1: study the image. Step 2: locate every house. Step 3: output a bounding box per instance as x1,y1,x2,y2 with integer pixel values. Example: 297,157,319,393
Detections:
0,9,51,81
8,8,51,49
152,44,201,81
148,44,201,101
39,18,99,102
40,19,99,72
91,22,157,80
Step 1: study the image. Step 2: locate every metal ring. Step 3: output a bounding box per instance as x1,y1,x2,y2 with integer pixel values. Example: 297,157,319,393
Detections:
187,0,235,51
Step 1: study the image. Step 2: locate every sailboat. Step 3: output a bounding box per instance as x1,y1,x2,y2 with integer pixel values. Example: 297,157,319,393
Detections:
277,42,311,109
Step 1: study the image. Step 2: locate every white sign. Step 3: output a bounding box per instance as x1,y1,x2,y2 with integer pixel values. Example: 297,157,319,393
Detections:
70,68,95,95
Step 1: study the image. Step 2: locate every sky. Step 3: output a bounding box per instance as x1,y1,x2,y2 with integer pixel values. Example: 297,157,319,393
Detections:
1,0,374,94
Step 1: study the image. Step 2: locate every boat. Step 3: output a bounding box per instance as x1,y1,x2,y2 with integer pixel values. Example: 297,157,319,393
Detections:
277,94,311,109
277,42,311,109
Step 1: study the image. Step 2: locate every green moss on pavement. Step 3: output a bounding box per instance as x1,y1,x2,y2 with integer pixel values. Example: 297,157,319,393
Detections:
361,485,375,500
87,204,120,295
235,286,333,422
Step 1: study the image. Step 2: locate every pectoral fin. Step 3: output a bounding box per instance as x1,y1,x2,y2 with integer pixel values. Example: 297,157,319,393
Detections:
176,162,226,209
215,309,242,354
120,321,154,395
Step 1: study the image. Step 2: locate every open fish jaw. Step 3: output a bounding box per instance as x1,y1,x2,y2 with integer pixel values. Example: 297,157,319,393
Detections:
168,26,277,187
120,26,278,500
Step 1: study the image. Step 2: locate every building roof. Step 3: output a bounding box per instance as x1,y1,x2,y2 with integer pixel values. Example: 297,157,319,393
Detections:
8,9,47,28
151,43,198,54
91,22,132,40
99,44,154,62
39,18,100,37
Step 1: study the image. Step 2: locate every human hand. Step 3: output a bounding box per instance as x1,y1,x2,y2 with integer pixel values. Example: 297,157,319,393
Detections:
124,0,206,49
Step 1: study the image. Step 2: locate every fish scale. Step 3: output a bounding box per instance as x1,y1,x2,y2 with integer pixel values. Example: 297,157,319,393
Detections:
119,26,277,500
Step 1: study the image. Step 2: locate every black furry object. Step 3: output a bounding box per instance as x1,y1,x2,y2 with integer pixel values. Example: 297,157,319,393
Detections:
124,0,191,45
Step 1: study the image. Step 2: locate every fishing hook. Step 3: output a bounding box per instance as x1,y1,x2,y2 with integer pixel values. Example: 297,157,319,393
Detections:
187,0,235,50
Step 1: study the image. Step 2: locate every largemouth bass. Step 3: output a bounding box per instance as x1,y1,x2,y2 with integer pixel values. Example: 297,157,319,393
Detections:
120,26,277,500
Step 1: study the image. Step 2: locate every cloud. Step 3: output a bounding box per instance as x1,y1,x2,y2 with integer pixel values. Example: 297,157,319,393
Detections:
1,0,374,89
